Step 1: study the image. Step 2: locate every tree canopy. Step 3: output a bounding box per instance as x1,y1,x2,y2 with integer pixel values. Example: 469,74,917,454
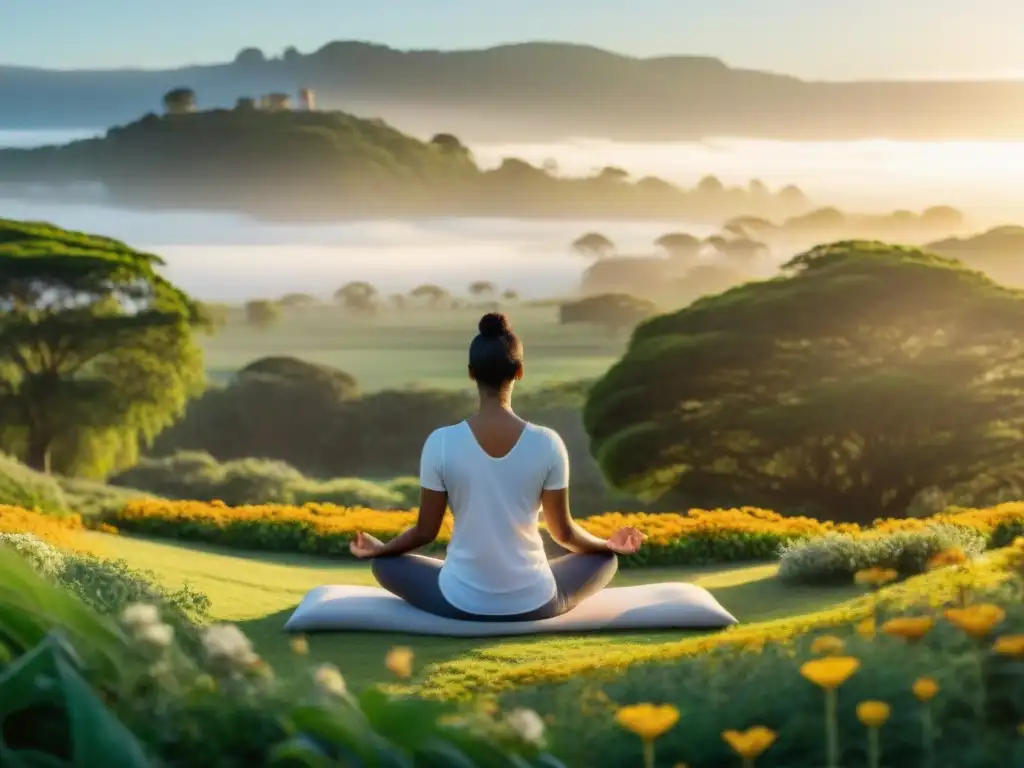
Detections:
409,284,449,307
583,241,1024,522
559,294,659,336
571,233,616,260
468,280,496,297
243,299,281,329
334,282,378,314
162,88,196,115
0,218,207,476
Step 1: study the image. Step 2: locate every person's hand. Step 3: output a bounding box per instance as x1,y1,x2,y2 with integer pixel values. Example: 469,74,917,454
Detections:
350,531,385,559
606,526,645,555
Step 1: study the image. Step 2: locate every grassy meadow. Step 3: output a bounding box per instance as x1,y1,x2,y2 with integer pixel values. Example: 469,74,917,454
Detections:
84,531,861,692
202,303,627,391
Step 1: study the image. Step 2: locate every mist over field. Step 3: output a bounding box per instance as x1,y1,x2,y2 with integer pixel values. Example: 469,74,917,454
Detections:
3,128,1023,301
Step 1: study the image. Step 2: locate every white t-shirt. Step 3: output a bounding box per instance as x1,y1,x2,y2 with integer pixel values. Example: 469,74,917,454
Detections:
419,420,568,616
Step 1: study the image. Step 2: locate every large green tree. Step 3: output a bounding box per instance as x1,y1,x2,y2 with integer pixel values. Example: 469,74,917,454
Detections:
584,241,1024,522
0,219,206,476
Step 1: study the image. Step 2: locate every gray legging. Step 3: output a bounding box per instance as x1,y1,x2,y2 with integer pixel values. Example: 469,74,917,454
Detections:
371,552,618,622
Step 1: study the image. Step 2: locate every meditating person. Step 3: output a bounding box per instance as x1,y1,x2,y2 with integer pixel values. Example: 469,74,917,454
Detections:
349,312,645,622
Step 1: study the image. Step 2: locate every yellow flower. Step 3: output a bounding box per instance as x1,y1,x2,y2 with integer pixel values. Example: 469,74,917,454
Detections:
289,634,309,656
385,646,414,678
881,616,934,643
800,657,860,690
993,635,1024,657
1012,536,1024,551
945,604,1006,639
478,698,499,715
856,701,891,728
856,618,876,640
811,635,846,655
854,567,899,587
927,548,968,570
614,704,680,741
722,726,777,760
912,677,939,703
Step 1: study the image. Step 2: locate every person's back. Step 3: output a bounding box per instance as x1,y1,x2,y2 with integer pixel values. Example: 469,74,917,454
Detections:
349,312,644,622
423,420,566,615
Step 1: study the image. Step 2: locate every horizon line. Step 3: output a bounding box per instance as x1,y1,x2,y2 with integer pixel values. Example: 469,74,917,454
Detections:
3,38,1024,85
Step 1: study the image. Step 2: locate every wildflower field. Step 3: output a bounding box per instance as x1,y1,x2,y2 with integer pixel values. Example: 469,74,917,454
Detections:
3,499,1024,765
103,498,1024,568
2,525,1024,766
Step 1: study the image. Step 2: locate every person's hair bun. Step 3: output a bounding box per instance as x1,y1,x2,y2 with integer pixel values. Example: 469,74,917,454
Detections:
478,312,511,338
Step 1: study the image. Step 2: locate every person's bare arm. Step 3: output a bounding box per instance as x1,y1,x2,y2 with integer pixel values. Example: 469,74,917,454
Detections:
373,488,449,557
540,488,613,554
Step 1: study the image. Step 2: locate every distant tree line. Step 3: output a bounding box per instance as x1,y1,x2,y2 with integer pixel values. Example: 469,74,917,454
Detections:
220,281,521,331
0,103,817,222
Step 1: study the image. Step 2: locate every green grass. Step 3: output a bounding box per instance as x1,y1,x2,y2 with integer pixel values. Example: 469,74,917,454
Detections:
203,305,628,391
87,532,860,694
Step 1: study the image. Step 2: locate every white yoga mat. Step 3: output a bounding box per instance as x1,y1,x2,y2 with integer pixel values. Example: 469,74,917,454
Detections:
284,582,737,637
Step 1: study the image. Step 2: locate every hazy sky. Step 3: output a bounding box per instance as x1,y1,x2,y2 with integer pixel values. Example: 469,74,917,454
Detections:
5,0,1023,80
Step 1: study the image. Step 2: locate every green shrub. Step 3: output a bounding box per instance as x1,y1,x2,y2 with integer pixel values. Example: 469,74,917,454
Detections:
56,476,153,517
990,516,1024,548
112,451,421,509
1,533,209,626
0,452,68,514
215,457,305,505
383,476,422,507
777,524,987,585
58,554,210,628
291,475,419,509
109,451,223,499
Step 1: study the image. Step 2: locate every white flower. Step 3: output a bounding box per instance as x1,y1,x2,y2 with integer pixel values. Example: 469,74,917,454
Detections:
200,623,258,670
0,533,65,576
505,708,545,746
313,663,347,697
136,621,174,651
120,603,159,629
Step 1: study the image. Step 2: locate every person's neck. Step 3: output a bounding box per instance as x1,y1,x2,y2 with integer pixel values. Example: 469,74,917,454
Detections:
478,388,513,413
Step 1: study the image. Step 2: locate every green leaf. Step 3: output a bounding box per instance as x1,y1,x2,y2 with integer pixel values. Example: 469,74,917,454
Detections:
268,737,337,768
412,739,477,768
0,634,152,767
358,687,444,749
288,704,410,767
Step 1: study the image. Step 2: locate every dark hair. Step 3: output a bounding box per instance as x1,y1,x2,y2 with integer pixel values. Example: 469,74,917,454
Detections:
469,312,523,390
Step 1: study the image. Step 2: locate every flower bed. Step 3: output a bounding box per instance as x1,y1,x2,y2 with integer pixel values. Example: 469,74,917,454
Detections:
0,504,90,550
99,499,1024,567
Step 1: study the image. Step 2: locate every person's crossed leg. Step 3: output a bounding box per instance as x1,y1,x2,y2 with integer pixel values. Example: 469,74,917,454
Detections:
371,551,618,622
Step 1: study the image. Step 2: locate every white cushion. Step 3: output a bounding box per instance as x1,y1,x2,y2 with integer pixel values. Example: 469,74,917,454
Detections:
284,583,737,637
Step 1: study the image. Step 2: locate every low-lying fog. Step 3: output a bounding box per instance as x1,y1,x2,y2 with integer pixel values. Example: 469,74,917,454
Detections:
2,129,1022,301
